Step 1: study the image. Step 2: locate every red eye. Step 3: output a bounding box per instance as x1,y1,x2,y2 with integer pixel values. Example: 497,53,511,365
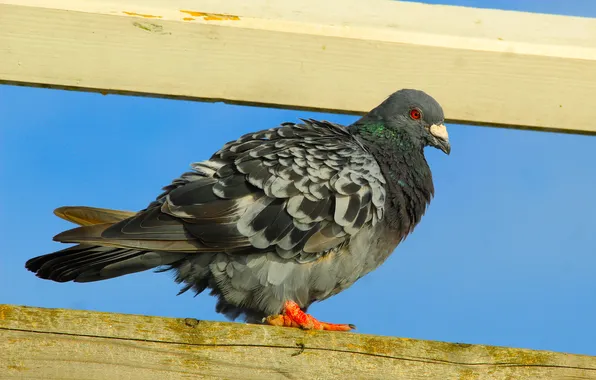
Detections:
410,109,422,120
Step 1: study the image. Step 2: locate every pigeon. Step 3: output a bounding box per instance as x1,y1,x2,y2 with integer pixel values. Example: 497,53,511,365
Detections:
25,89,450,331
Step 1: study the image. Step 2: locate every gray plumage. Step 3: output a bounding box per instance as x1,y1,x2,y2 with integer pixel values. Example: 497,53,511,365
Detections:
25,89,450,323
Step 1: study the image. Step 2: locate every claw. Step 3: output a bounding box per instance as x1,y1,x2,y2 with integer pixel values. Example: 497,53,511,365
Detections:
264,300,355,331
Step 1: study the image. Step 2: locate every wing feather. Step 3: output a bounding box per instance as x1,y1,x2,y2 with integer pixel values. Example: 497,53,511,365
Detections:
53,120,386,261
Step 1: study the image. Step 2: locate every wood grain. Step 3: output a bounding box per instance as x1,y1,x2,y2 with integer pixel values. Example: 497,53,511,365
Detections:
1,0,596,134
1,304,596,379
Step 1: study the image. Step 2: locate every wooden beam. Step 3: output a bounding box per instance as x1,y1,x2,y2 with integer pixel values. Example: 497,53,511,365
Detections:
1,304,596,379
1,1,596,134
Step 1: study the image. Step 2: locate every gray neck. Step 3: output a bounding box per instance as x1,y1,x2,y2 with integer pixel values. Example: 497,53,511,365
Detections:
351,122,434,232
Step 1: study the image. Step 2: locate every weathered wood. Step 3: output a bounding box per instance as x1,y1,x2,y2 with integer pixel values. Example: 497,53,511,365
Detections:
1,304,595,379
1,0,596,134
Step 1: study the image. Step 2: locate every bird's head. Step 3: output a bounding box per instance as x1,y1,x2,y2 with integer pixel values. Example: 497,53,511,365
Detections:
354,89,450,155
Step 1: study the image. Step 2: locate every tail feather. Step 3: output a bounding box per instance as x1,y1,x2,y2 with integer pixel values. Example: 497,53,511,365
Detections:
27,205,191,283
52,216,205,252
54,206,136,226
25,244,186,283
53,223,112,243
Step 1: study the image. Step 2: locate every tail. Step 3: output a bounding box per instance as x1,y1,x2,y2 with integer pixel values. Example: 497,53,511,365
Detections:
53,206,137,226
25,244,185,282
26,206,186,283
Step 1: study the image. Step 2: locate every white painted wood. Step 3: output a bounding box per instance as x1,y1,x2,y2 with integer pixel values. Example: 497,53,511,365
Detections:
1,0,596,133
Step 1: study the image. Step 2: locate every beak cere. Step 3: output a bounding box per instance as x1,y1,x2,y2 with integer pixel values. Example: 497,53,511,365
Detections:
430,124,451,155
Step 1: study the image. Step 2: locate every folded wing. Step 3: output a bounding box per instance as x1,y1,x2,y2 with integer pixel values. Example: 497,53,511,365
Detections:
54,120,387,263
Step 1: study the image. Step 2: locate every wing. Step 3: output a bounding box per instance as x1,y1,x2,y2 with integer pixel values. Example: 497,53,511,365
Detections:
55,120,387,262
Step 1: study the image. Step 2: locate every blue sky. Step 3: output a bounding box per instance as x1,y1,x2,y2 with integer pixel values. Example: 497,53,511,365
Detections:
1,0,596,357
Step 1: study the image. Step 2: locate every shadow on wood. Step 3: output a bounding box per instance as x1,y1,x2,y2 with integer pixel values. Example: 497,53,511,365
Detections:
1,304,595,379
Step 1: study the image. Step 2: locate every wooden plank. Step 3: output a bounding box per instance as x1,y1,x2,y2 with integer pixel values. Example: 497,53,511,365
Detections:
1,0,596,134
1,304,596,379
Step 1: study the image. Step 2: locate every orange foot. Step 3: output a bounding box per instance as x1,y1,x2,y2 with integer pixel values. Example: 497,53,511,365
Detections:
264,300,355,331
